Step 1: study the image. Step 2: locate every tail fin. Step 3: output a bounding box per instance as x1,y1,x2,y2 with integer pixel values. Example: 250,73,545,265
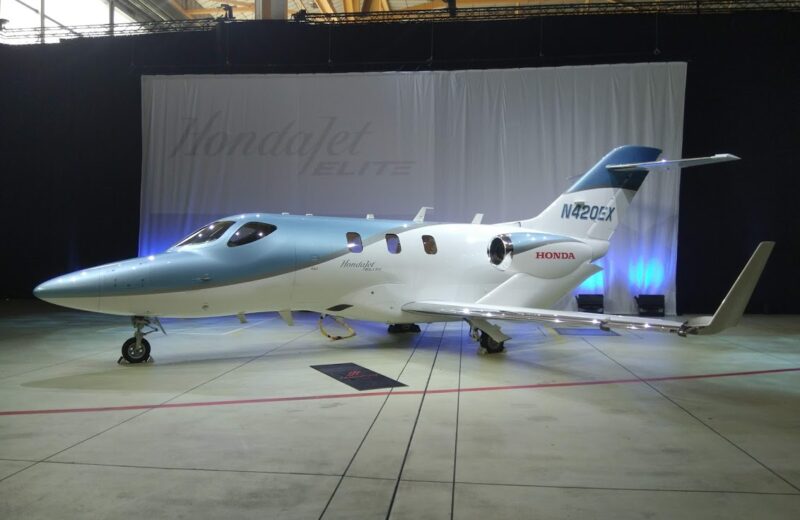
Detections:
522,145,662,241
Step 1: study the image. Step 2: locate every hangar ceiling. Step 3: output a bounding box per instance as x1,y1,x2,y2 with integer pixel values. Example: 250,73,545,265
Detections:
0,1,794,43
177,0,571,19
118,0,707,21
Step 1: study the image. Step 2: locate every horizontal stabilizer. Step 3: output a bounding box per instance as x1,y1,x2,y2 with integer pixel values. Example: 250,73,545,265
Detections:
607,153,739,172
403,242,773,337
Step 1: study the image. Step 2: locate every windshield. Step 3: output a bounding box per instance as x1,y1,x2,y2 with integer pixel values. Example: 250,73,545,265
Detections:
173,220,235,247
228,222,277,247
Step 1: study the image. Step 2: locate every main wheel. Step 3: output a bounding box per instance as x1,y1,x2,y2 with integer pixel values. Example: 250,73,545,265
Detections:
479,332,505,354
121,337,151,363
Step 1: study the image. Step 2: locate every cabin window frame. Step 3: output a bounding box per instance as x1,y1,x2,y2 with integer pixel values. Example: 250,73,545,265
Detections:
422,235,438,255
346,232,364,253
385,233,402,254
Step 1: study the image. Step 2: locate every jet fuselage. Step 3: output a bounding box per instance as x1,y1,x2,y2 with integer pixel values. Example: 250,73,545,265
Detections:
33,213,598,323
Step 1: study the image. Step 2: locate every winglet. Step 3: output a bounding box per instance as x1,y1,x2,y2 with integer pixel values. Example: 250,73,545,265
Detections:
683,242,775,335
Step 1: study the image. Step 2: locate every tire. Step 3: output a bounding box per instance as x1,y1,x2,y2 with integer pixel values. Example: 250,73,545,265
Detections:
479,332,505,354
121,337,151,363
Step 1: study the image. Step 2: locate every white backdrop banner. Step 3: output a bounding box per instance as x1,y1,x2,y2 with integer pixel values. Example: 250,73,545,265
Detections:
141,62,686,314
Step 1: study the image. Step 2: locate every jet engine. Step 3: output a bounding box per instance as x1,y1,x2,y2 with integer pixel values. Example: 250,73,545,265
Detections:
487,232,592,279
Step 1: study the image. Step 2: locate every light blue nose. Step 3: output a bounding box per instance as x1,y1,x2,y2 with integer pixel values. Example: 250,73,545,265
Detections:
34,270,102,304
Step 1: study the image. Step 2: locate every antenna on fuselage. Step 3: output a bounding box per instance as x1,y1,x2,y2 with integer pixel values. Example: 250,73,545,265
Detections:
471,213,484,224
366,213,374,219
414,207,434,223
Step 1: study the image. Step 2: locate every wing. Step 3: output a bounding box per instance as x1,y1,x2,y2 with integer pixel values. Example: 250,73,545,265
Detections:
403,242,775,337
403,301,688,334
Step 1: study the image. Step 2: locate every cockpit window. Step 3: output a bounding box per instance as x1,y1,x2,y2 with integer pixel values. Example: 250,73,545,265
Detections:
228,222,277,247
174,220,235,247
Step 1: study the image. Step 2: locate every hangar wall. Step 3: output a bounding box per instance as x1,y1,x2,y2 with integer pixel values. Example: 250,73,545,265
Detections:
1,12,797,314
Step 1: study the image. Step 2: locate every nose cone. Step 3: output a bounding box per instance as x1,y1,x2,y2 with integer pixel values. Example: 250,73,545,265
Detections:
32,281,49,300
34,269,103,311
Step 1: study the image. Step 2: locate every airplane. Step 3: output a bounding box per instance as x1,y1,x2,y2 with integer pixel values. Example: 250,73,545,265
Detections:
33,145,775,364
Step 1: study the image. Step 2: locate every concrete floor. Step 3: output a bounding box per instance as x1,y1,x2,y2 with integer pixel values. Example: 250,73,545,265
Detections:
0,300,799,519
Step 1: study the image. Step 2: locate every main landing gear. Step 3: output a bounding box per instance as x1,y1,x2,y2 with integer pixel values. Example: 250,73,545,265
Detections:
469,323,507,354
472,329,505,354
479,333,506,354
119,316,162,364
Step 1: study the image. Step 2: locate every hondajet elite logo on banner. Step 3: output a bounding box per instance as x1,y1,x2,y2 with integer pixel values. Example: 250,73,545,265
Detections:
140,64,686,314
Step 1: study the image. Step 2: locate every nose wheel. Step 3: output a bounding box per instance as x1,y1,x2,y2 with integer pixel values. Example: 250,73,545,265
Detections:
119,316,163,364
121,337,151,363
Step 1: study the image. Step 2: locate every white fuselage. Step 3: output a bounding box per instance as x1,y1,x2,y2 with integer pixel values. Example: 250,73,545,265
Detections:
34,215,605,323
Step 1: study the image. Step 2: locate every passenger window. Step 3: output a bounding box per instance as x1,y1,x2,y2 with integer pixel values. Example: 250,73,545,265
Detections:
174,220,235,247
346,232,363,253
228,222,277,247
422,235,437,254
386,234,401,254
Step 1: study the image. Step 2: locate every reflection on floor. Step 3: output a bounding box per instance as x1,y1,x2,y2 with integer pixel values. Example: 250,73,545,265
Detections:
1,300,799,519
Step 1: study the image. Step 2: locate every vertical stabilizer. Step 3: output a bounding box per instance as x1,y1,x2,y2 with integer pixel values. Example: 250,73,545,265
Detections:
522,145,662,241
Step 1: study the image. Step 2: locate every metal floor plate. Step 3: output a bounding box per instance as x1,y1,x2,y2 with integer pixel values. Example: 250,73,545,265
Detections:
311,362,407,391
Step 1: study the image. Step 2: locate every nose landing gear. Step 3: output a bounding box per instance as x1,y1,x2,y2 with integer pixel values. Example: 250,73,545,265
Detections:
121,336,151,364
119,316,163,364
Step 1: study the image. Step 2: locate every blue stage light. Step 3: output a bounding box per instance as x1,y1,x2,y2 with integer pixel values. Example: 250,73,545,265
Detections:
578,264,605,293
629,258,665,294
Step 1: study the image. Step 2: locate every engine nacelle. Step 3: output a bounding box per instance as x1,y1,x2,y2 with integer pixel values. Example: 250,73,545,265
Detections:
487,232,592,279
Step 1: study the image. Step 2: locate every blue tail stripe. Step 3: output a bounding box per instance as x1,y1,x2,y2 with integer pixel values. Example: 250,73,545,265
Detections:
566,145,662,193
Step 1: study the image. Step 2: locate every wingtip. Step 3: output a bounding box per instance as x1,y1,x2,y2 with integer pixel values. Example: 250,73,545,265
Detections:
688,240,775,335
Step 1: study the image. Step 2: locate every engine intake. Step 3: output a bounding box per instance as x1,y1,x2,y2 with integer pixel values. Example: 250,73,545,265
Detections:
488,235,513,267
486,232,592,278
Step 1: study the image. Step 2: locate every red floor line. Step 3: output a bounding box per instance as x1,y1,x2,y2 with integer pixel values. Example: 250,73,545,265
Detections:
1,366,798,417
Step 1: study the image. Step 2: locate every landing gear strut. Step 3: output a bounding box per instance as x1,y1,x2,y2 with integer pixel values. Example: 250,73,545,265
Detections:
120,316,160,364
